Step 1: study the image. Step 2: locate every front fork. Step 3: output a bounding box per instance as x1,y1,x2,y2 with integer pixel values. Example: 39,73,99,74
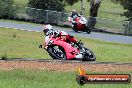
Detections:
75,48,87,59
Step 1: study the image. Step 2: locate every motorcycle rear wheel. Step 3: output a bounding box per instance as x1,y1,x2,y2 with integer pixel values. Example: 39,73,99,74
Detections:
47,46,66,60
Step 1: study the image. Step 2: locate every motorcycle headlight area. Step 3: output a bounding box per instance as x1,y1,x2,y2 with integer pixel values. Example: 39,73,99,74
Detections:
60,35,66,40
79,42,84,47
48,40,54,45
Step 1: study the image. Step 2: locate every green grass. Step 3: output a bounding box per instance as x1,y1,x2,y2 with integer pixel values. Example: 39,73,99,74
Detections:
0,69,131,88
0,27,132,62
13,0,29,6
78,36,132,62
95,18,125,30
0,27,50,59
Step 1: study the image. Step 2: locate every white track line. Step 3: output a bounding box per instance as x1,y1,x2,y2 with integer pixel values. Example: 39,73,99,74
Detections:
0,26,41,33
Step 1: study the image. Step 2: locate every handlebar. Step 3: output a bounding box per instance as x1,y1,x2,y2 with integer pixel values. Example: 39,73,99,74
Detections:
52,34,61,38
77,40,84,48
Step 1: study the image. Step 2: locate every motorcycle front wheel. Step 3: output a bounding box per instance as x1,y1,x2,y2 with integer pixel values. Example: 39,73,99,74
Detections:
47,46,66,60
72,25,78,32
86,27,91,34
72,28,78,32
83,48,96,61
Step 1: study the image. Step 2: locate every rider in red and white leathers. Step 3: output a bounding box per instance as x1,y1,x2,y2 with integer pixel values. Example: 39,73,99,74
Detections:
42,24,78,44
69,9,81,29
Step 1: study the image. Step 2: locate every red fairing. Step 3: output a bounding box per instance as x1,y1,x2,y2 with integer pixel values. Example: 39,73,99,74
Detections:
45,35,80,60
68,16,91,34
43,30,95,61
66,35,77,43
75,17,86,31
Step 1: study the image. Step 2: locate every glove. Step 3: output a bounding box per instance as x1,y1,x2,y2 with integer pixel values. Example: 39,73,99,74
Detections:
72,21,76,24
39,45,42,48
52,34,61,38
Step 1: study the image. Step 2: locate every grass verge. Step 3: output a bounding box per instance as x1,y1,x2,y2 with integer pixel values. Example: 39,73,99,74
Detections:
0,27,50,59
14,0,28,6
0,69,131,88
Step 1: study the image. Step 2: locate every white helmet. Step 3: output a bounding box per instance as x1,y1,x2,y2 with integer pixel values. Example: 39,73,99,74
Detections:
43,24,53,35
72,9,77,13
60,31,68,36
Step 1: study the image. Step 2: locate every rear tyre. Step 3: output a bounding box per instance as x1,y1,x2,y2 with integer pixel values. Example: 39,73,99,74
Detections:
47,46,66,60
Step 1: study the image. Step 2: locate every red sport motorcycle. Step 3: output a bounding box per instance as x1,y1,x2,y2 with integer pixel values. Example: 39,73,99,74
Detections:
68,16,91,34
39,31,96,61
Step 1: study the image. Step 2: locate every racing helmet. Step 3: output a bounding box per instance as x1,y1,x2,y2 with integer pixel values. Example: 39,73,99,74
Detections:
72,9,77,13
43,24,53,35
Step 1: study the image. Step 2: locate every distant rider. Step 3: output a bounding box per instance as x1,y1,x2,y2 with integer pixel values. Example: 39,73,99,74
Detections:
69,9,81,30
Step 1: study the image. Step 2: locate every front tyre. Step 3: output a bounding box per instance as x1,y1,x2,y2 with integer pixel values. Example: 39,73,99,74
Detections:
72,27,78,32
86,27,91,34
83,48,96,61
47,46,66,60
72,24,78,32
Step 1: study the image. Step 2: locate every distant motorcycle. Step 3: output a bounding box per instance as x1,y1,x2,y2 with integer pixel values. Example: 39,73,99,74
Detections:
68,16,91,33
40,31,96,61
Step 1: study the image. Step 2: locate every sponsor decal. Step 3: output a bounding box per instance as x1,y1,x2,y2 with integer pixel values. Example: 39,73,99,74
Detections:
76,67,131,85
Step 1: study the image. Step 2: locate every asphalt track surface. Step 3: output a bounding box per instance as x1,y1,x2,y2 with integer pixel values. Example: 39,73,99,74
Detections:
0,20,132,44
